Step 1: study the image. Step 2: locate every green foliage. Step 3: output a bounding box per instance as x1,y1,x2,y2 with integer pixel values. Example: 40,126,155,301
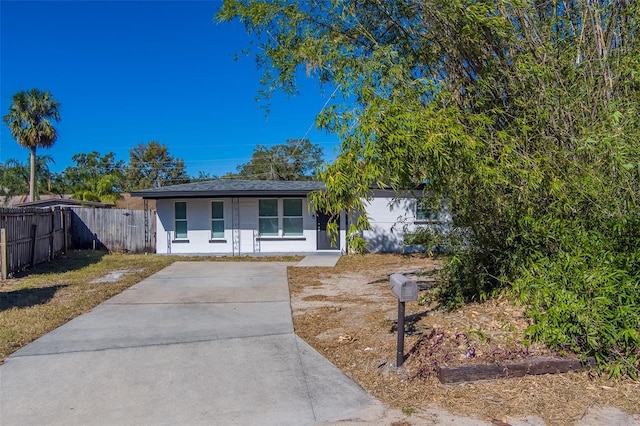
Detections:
403,223,468,256
401,407,416,416
510,215,640,379
193,171,218,181
0,156,56,204
125,141,189,190
56,152,125,204
3,88,61,201
221,0,640,376
231,139,324,180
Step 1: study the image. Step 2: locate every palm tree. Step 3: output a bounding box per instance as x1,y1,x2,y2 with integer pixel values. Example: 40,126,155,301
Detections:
3,89,61,201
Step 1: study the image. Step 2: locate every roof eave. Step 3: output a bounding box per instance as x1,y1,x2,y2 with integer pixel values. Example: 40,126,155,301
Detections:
132,189,323,199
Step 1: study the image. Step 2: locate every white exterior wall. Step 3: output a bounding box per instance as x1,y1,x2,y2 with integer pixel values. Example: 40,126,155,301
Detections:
363,191,450,253
156,198,233,254
362,195,416,252
155,197,345,254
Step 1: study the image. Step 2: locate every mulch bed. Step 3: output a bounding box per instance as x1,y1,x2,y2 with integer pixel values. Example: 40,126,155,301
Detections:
288,254,640,425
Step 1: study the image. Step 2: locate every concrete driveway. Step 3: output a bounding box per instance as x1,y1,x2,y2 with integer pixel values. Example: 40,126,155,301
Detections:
0,261,385,425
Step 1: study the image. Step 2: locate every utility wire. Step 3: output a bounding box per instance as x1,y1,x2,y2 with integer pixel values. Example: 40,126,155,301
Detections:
287,83,341,162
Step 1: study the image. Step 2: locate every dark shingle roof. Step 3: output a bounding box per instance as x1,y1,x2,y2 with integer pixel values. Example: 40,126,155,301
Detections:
14,198,114,208
131,179,326,199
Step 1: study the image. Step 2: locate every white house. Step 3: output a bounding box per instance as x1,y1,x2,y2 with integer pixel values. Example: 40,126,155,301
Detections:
362,188,449,252
132,180,443,255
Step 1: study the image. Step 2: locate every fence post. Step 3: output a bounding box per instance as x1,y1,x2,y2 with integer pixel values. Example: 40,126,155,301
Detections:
144,199,149,252
30,223,37,267
49,208,55,261
63,209,68,252
1,228,7,280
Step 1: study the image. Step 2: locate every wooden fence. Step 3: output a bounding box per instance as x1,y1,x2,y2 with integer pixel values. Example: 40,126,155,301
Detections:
0,206,156,279
68,207,155,254
0,207,71,279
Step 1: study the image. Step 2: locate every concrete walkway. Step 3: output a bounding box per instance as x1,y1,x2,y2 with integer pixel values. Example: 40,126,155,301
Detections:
4,259,636,426
295,253,342,267
0,261,383,425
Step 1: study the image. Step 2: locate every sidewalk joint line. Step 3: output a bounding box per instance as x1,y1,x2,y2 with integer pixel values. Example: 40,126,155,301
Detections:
8,331,295,359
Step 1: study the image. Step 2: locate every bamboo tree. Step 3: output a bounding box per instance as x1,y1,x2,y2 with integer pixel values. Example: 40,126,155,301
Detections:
221,0,640,376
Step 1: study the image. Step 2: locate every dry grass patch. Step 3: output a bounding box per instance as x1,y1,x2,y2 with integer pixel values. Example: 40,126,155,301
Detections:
287,253,640,425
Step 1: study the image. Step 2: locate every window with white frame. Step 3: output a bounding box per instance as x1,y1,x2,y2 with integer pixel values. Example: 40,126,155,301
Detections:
416,199,439,222
258,199,279,236
174,201,188,239
283,199,303,236
211,201,224,239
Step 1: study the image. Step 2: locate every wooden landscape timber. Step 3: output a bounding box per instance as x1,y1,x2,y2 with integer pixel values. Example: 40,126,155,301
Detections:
436,357,597,384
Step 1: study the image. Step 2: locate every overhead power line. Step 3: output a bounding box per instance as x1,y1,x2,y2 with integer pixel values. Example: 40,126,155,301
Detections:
288,84,341,161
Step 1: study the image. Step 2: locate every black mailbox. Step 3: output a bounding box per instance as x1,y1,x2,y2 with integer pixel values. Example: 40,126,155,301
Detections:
389,274,418,302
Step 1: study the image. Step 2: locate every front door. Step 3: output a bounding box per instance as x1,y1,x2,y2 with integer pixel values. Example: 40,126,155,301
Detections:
316,212,340,250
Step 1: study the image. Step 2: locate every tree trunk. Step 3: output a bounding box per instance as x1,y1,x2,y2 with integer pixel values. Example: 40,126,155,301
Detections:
29,147,37,202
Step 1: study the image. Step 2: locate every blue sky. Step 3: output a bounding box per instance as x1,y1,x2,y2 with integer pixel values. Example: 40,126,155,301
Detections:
0,0,340,178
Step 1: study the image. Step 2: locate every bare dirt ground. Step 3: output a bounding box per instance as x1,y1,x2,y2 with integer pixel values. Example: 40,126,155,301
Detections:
288,254,640,425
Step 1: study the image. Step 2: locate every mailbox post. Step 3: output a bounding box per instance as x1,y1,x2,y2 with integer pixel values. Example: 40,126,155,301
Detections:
389,273,418,367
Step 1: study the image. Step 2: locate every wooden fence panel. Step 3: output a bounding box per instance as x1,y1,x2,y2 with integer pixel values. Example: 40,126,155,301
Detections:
68,207,155,253
0,207,70,279
0,206,153,278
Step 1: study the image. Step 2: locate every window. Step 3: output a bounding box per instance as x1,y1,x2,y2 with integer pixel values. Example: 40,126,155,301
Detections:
175,202,187,239
259,199,279,236
416,199,439,222
283,199,303,236
211,201,224,239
